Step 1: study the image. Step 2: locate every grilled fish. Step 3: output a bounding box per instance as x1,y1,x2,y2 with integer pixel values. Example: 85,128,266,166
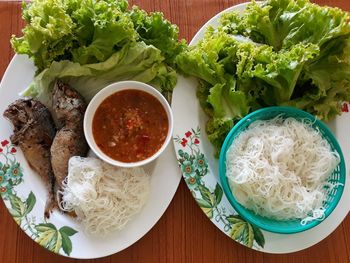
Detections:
3,99,56,217
51,80,88,187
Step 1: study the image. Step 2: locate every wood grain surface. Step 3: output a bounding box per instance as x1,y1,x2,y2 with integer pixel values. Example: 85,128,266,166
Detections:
0,0,350,262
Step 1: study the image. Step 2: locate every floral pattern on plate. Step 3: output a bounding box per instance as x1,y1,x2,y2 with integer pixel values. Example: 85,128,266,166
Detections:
0,139,78,256
174,128,265,248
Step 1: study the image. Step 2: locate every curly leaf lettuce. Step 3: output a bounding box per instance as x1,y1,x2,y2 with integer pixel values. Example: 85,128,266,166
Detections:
222,0,350,51
130,6,186,65
12,0,133,71
177,0,350,155
69,0,137,65
23,42,176,108
176,31,319,154
284,41,350,120
12,0,185,103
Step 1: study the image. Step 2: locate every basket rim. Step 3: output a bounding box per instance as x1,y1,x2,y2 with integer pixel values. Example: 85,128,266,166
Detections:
219,106,346,234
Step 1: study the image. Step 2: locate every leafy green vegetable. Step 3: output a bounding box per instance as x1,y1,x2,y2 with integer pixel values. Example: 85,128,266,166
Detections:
23,42,177,106
12,0,133,71
222,0,350,51
12,0,185,103
176,0,350,155
130,7,186,66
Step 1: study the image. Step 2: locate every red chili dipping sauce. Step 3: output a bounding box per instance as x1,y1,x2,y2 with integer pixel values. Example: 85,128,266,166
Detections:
92,89,169,163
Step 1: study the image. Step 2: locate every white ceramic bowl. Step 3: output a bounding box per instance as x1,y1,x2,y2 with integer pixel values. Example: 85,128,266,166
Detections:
84,81,174,168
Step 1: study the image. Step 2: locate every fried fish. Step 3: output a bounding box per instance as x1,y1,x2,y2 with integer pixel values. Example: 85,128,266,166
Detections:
3,99,56,217
51,80,88,187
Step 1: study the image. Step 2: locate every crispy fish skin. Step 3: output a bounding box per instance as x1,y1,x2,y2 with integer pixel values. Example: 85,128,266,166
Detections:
51,80,88,187
3,99,56,218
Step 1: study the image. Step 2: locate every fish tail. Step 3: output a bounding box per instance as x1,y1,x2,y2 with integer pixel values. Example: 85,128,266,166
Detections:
44,174,56,219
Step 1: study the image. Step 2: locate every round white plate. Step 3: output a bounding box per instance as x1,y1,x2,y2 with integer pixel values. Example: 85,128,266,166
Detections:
172,2,350,253
0,55,182,259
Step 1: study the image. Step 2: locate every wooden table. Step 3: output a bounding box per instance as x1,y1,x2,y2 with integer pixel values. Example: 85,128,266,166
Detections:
1,0,350,262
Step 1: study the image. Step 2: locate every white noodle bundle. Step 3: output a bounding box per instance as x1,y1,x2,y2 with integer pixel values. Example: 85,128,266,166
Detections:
226,116,340,220
59,157,150,236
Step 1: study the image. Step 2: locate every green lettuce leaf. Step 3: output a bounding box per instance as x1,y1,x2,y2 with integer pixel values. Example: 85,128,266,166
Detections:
284,39,350,120
238,42,319,105
206,117,234,157
22,42,176,107
222,0,350,51
69,0,136,65
12,0,185,105
176,0,350,155
130,6,186,66
11,0,133,72
176,29,230,85
11,0,75,71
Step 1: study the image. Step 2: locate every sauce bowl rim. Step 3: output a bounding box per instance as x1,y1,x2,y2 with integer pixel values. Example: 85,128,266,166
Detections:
84,80,174,168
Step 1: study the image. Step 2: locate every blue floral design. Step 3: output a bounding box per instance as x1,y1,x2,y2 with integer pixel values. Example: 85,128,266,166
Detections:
0,139,78,256
174,127,265,249
181,160,195,177
6,162,23,184
0,179,12,199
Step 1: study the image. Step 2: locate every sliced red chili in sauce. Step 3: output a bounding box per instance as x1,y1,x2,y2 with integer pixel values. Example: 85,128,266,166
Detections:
92,89,168,163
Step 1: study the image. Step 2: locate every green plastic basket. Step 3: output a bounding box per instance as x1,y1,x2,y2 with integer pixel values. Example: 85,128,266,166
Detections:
219,106,346,234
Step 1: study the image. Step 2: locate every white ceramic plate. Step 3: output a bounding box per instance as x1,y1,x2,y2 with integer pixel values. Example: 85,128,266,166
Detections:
0,54,182,259
172,2,350,253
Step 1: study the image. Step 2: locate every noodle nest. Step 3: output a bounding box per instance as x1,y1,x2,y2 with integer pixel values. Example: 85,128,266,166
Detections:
226,116,340,220
59,157,150,235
